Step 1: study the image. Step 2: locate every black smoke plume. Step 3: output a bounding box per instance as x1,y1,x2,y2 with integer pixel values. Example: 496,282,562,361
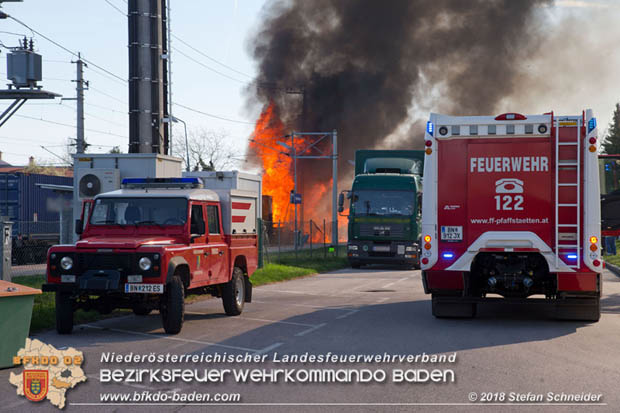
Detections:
248,0,553,197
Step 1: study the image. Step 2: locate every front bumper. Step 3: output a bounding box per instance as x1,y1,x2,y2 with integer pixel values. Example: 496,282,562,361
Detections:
347,241,419,265
44,269,158,294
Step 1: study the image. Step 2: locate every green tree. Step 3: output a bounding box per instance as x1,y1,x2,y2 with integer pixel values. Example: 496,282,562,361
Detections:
601,103,620,154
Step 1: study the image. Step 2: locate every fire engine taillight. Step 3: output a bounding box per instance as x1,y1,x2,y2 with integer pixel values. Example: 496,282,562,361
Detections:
425,148,432,155
590,236,598,244
590,244,598,252
593,259,601,267
589,137,597,144
425,140,432,147
422,258,429,265
424,243,431,250
589,145,596,153
424,235,431,243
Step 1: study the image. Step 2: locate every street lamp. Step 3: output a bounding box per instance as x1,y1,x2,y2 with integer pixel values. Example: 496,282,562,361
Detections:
171,116,190,172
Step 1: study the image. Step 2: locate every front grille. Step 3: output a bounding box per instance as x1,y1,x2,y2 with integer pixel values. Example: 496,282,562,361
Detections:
369,251,396,258
359,223,405,238
77,253,133,273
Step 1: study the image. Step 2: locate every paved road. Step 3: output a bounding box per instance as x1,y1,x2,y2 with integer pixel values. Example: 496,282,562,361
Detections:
1,267,620,412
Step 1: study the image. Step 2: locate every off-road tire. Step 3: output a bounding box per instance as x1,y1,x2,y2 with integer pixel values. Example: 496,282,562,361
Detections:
222,267,245,316
55,292,74,334
161,275,184,334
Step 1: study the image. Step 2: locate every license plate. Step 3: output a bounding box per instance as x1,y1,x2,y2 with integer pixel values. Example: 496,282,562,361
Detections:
441,226,463,241
124,284,164,294
373,245,390,252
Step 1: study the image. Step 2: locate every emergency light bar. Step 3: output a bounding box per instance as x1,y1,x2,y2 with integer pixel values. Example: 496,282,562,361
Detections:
121,177,204,189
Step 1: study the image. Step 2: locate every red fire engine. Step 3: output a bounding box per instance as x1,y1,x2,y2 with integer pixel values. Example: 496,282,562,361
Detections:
421,111,601,321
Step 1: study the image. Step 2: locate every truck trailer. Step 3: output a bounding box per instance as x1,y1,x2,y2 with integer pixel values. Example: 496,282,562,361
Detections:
421,111,601,321
339,150,424,268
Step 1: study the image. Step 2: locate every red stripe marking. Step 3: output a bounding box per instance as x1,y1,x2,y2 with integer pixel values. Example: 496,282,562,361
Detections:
232,202,251,210
232,216,246,223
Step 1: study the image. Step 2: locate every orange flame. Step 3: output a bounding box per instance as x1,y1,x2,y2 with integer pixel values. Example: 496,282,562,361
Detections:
251,103,348,243
250,103,293,222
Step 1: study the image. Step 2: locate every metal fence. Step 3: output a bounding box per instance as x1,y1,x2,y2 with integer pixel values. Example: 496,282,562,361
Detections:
6,221,62,279
260,219,341,264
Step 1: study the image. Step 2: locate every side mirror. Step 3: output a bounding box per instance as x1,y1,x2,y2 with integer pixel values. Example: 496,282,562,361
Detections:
75,219,83,235
338,193,345,212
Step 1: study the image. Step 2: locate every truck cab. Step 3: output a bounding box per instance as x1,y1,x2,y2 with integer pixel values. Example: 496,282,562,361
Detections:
43,175,259,334
341,150,424,269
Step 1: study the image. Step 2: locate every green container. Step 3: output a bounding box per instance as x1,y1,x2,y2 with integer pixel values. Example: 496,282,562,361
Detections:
0,280,41,369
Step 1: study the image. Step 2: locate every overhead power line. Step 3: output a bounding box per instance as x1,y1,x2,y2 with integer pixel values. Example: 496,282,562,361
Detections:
173,102,255,125
171,34,253,79
15,114,127,139
7,14,127,84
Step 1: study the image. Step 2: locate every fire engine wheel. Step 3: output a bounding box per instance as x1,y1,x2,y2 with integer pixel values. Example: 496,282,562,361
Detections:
431,296,477,318
160,275,185,334
555,297,601,322
222,267,245,316
55,292,74,334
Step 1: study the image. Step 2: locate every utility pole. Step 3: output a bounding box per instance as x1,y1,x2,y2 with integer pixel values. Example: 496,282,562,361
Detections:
74,53,87,153
332,129,338,254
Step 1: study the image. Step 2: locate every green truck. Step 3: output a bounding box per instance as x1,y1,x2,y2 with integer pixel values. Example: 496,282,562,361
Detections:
338,150,424,269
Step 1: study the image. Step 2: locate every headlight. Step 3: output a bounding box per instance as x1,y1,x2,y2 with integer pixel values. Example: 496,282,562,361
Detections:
139,257,152,271
60,256,73,271
348,245,358,251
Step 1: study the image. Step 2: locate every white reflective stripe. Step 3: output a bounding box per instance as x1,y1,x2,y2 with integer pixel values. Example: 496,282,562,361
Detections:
583,109,602,273
446,231,575,273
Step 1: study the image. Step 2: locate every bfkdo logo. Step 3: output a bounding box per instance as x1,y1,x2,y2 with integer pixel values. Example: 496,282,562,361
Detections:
9,339,87,409
24,370,49,402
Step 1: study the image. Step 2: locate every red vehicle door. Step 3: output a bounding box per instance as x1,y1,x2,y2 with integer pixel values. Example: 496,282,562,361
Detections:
189,203,209,284
206,203,228,284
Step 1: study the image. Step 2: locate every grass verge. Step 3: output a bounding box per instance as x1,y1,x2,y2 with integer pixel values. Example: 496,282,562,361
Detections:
11,275,127,334
11,247,348,333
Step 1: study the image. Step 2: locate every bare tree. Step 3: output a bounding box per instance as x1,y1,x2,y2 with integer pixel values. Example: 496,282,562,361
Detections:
172,128,238,171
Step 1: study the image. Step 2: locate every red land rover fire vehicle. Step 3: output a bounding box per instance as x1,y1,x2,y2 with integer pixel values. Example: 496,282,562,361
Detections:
42,175,259,334
421,111,601,321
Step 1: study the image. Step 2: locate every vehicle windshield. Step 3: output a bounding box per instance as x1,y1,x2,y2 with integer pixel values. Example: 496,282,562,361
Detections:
352,190,415,216
90,197,188,226
600,157,620,196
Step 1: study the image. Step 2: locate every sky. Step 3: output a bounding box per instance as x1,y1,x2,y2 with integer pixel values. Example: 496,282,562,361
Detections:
0,0,619,167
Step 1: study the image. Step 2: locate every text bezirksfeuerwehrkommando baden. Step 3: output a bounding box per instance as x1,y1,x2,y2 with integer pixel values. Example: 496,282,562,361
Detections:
100,351,457,365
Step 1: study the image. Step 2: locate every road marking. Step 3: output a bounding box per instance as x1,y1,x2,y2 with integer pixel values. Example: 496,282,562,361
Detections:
336,309,359,319
254,342,283,355
382,276,410,289
185,312,316,327
82,324,259,353
252,300,352,311
295,322,327,337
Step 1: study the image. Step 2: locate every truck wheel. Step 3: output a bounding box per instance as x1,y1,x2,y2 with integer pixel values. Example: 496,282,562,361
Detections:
555,297,600,322
222,267,245,316
55,292,74,334
431,296,477,318
160,275,184,334
133,304,152,316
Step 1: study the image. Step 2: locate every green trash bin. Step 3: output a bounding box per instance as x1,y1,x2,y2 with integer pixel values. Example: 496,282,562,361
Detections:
0,280,41,369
